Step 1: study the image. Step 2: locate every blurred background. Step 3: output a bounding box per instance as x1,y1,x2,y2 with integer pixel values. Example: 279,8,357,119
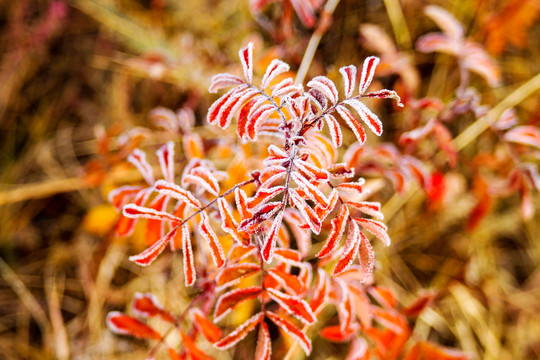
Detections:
0,0,539,359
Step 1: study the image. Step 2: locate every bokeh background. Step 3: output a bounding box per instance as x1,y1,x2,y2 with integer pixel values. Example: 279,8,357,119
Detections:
1,0,539,359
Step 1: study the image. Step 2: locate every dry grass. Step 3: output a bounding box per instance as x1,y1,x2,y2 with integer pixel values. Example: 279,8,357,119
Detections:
0,0,539,359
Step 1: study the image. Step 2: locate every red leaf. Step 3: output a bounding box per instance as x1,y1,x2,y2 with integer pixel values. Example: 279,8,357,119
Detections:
255,322,272,360
245,103,276,141
307,76,339,104
154,180,202,209
344,98,383,136
181,224,196,286
156,141,175,182
266,288,316,324
324,114,343,148
364,89,404,107
317,205,349,258
129,226,178,266
327,163,355,179
240,42,254,84
291,172,328,208
207,84,248,126
215,262,261,289
403,341,470,360
235,188,252,221
267,268,305,295
336,105,366,144
259,166,287,188
238,97,265,141
128,149,155,185
266,311,312,355
123,204,181,223
108,186,143,211
359,56,380,95
340,65,357,99
192,309,222,343
358,234,374,281
183,166,221,196
115,189,150,237
107,312,161,340
333,222,362,275
247,186,285,210
320,323,360,342
217,198,249,246
401,291,437,318
145,194,168,246
209,73,244,93
131,292,174,323
294,159,329,181
336,279,355,332
214,287,262,322
180,330,211,360
238,201,282,232
199,213,225,268
345,201,384,220
310,268,329,313
355,218,391,246
261,211,283,263
369,286,398,309
261,59,290,89
214,312,264,349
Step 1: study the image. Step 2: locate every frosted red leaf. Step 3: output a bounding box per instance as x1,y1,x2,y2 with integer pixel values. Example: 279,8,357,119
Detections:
132,292,174,323
336,279,355,332
344,98,383,136
307,76,339,104
214,312,264,350
345,201,384,220
401,291,437,318
355,218,391,246
324,114,343,148
340,65,357,99
266,311,312,355
116,189,151,237
234,188,252,221
191,308,222,343
266,288,316,324
261,59,290,90
156,141,175,182
214,287,262,322
215,262,261,290
239,42,254,84
181,224,196,286
261,210,284,263
271,78,298,98
183,166,221,196
294,159,329,181
333,222,362,275
106,312,162,340
246,103,278,141
317,205,349,258
247,186,285,210
128,149,155,185
327,163,355,179
123,203,181,223
358,234,375,281
259,166,287,188
336,105,367,144
255,322,272,360
238,201,282,232
108,186,143,211
154,180,202,209
291,172,328,207
199,213,226,268
364,89,404,107
217,198,249,246
310,268,329,313
359,56,380,95
129,226,178,266
207,84,249,127
145,194,168,246
209,73,244,93
267,268,305,295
